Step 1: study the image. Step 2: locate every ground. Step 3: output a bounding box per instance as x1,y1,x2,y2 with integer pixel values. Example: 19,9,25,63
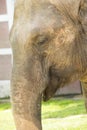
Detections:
0,95,87,130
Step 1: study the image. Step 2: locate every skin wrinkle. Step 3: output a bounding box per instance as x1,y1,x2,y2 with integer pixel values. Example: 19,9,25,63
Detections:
10,0,87,130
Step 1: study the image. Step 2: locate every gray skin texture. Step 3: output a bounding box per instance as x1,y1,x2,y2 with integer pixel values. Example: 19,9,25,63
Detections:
10,0,87,130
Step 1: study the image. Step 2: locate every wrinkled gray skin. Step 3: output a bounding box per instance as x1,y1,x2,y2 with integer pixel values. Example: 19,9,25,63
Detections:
10,0,87,130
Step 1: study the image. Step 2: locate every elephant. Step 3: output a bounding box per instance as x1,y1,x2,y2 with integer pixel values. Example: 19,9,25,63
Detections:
10,0,87,130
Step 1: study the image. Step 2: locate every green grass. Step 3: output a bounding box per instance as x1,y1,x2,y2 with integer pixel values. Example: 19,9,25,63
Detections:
0,103,11,110
0,98,87,130
42,99,86,118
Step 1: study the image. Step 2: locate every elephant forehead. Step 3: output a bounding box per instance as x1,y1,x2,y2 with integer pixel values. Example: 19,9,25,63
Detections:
25,2,80,38
27,4,64,33
12,0,80,45
12,10,64,44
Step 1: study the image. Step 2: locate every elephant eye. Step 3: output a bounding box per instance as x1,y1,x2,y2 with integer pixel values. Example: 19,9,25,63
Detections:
38,35,49,45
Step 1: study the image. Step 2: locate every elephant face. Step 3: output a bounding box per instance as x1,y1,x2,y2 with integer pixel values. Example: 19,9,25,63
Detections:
11,0,87,100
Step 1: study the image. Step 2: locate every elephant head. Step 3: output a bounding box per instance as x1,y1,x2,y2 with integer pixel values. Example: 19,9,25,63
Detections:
10,0,87,130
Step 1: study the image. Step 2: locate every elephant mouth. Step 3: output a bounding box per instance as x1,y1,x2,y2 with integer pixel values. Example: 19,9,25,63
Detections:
43,66,81,101
43,77,68,101
43,67,68,101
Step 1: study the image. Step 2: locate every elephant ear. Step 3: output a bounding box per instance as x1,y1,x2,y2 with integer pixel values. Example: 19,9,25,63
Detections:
79,0,87,33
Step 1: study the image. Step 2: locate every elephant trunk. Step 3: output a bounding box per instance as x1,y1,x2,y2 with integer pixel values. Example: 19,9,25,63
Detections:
11,64,43,130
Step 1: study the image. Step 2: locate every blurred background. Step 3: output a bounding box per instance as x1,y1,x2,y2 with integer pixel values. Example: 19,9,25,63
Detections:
0,0,82,98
